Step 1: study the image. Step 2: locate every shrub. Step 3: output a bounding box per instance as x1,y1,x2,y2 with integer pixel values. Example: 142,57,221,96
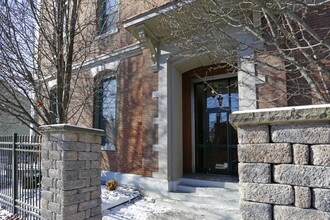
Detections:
105,179,118,191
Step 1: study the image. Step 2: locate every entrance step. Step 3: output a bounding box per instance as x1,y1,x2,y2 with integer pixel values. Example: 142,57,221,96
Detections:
166,191,239,208
169,177,239,209
176,184,239,198
178,177,239,190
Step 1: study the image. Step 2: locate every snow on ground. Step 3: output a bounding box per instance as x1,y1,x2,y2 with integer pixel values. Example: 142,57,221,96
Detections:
101,185,141,211
0,185,171,220
0,208,14,220
102,198,171,220
101,185,171,220
101,186,214,220
1,185,208,220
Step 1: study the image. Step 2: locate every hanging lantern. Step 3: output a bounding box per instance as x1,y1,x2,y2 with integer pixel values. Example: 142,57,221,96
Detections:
217,95,223,107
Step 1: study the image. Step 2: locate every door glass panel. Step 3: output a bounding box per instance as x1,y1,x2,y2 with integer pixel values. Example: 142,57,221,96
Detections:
194,77,238,175
206,81,228,109
208,112,227,145
207,95,221,109
209,148,228,171
231,126,238,144
196,147,204,171
195,84,204,145
221,94,229,107
230,78,239,112
230,93,239,112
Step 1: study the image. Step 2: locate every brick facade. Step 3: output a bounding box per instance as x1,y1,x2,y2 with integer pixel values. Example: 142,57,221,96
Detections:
100,49,159,177
65,51,159,177
63,0,328,179
59,0,166,178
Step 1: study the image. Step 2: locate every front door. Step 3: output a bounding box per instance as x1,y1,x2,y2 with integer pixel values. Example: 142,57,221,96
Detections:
195,77,238,175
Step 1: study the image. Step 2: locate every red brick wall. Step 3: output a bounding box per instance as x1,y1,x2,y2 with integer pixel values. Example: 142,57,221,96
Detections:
182,65,233,174
101,49,158,177
256,55,288,109
259,3,330,106
94,0,172,56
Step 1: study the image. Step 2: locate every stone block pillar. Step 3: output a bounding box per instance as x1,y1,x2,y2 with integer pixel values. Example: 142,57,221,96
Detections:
230,104,330,220
39,124,104,220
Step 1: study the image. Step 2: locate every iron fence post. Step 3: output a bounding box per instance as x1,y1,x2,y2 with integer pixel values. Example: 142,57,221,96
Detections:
12,133,17,214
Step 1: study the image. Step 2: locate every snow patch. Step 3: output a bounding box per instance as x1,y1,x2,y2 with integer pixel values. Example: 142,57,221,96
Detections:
0,208,14,220
101,185,140,211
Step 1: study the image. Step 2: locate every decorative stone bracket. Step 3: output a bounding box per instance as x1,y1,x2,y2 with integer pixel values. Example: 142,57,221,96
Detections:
137,24,159,72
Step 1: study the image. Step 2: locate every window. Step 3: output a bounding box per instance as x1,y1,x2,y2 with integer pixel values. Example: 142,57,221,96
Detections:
99,0,119,34
95,78,117,150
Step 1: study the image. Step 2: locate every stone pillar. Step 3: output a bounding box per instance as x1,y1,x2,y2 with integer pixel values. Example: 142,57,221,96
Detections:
39,124,104,220
230,104,330,220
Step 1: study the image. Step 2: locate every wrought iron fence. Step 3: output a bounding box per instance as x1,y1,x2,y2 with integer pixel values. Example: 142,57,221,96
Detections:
0,133,42,219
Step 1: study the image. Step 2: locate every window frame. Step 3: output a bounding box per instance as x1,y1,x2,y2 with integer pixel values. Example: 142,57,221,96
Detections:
98,0,119,36
94,76,117,151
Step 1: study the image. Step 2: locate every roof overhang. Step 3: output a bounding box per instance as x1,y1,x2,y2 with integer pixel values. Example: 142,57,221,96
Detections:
123,1,194,71
123,1,252,71
123,1,194,40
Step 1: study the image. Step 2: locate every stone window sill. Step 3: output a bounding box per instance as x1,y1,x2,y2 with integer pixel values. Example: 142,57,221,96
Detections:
96,27,119,40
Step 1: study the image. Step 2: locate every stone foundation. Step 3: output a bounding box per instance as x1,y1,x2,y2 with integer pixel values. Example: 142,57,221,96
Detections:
230,105,330,220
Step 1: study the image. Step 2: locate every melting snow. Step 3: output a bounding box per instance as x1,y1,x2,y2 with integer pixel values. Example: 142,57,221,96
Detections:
0,185,170,220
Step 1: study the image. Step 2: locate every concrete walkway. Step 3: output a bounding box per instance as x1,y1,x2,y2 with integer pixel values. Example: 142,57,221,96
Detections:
150,188,240,220
104,190,240,220
103,179,240,220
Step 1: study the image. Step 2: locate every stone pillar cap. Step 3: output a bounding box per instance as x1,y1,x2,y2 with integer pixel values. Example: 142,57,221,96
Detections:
39,124,104,136
230,104,330,128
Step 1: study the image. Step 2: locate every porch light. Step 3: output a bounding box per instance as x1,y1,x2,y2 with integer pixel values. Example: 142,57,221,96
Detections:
218,95,223,107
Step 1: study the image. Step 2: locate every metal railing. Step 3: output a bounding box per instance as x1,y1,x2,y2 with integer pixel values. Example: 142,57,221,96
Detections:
0,134,42,219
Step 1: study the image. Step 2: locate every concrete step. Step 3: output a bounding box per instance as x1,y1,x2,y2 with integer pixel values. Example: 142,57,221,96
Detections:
165,191,239,209
176,184,239,198
179,177,239,190
170,177,240,209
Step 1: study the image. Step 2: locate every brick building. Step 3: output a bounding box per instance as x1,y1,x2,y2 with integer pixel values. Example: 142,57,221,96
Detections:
44,0,329,194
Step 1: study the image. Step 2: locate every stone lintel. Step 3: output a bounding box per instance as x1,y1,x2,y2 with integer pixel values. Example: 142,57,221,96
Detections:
39,124,104,136
229,104,330,128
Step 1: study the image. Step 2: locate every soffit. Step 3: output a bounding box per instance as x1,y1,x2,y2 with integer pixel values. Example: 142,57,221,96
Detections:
123,0,243,43
123,0,249,71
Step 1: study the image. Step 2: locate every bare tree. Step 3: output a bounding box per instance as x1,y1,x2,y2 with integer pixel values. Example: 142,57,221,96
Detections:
0,0,106,132
148,0,330,106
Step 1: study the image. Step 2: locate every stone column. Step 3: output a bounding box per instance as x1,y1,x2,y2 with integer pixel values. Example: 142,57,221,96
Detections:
39,124,104,220
230,105,330,220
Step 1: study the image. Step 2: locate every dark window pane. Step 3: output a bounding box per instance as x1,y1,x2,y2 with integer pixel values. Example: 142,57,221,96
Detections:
208,112,227,144
95,78,117,148
209,148,228,171
230,78,239,112
100,0,118,33
231,126,238,144
195,83,204,145
194,77,238,175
